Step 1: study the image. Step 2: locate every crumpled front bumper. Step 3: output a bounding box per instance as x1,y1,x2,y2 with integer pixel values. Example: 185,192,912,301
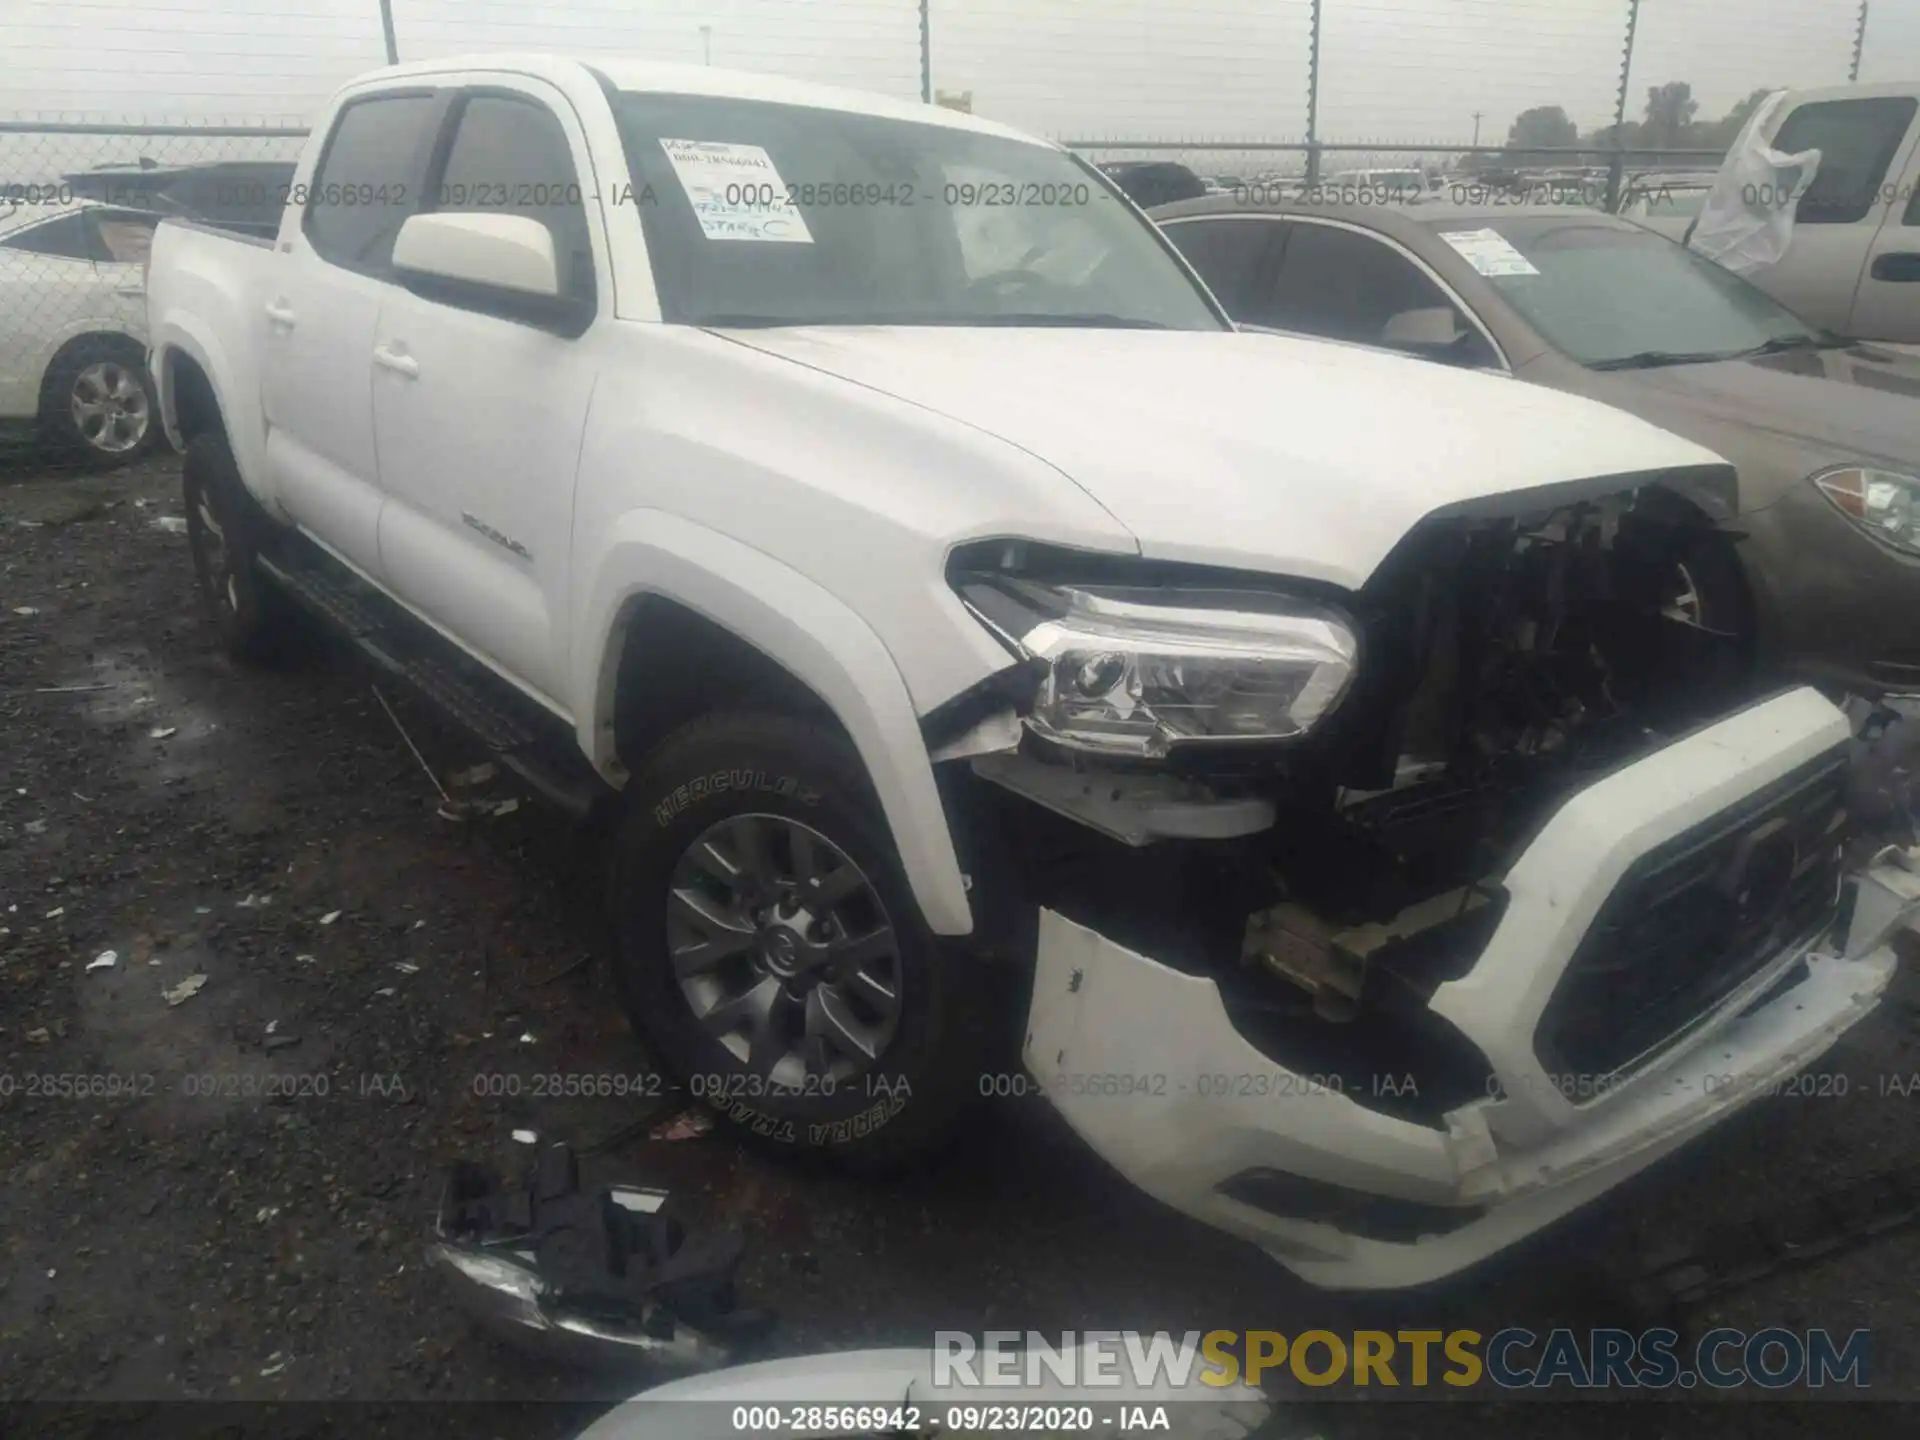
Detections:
1022,687,1920,1290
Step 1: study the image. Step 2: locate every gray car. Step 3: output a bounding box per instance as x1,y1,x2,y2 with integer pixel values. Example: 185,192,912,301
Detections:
1151,196,1920,696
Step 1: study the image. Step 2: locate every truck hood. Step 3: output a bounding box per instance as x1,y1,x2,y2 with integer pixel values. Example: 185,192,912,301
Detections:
1576,341,1920,502
722,326,1730,589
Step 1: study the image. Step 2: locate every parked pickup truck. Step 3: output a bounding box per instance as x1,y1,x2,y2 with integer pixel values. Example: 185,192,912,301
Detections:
146,54,1920,1290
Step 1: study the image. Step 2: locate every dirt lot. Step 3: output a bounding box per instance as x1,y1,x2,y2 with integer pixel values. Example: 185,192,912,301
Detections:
3,451,1919,1438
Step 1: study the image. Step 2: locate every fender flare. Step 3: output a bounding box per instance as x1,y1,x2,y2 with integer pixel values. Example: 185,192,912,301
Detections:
151,314,270,495
575,508,976,937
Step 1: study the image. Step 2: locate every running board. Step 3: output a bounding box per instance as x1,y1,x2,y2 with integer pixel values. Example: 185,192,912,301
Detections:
255,547,611,823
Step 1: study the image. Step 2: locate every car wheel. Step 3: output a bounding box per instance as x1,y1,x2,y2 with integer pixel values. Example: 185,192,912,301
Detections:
182,430,296,665
610,710,983,1167
40,337,157,468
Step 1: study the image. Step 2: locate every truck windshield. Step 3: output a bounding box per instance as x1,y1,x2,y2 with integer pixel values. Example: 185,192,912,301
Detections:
612,92,1225,330
1431,215,1823,368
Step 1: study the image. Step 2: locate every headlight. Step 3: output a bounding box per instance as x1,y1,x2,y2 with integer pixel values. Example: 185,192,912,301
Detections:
964,578,1358,759
1812,466,1920,555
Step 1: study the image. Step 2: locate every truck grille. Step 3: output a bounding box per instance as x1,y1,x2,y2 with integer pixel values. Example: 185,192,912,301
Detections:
1536,743,1850,1085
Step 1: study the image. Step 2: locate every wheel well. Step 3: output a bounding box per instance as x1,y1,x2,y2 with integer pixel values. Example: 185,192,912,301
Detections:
611,597,843,770
164,350,223,442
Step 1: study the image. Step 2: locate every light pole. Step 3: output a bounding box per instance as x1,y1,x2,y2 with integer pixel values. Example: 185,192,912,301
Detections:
1471,111,1483,148
700,25,712,65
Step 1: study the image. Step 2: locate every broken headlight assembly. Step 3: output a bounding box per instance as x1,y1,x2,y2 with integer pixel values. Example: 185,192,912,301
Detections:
958,573,1359,758
1812,465,1920,555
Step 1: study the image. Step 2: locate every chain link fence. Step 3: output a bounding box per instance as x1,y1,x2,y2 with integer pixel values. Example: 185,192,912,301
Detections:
0,0,1906,479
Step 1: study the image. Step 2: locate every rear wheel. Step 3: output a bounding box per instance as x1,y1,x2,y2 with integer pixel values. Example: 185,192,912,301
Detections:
609,710,984,1167
183,430,297,664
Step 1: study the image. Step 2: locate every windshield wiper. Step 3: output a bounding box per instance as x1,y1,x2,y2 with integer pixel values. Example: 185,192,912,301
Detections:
1588,349,1733,371
1730,332,1852,357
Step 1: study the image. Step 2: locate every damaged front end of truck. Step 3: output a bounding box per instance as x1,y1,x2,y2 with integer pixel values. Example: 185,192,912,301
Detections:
931,470,1920,1289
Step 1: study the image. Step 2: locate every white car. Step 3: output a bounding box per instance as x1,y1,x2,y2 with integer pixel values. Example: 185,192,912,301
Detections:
144,52,1920,1291
0,197,161,464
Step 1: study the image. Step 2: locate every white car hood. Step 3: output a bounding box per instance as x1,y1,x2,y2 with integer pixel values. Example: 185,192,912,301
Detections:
725,326,1732,589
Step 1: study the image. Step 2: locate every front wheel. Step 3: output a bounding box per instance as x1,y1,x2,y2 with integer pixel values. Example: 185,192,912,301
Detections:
609,711,984,1167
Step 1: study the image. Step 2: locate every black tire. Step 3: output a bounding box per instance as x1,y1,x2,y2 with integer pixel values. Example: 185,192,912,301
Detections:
39,335,159,469
182,430,298,665
610,711,984,1168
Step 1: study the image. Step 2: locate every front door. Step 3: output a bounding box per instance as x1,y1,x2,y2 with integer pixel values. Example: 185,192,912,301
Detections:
370,82,604,709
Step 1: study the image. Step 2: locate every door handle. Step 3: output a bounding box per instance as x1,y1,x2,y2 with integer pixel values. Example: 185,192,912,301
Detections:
264,300,297,327
372,345,420,378
1870,253,1920,283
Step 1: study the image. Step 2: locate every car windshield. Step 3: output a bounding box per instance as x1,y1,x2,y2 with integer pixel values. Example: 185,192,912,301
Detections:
1429,214,1819,367
611,92,1225,330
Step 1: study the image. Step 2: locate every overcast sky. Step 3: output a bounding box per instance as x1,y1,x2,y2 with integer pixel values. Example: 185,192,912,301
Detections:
1,0,1915,145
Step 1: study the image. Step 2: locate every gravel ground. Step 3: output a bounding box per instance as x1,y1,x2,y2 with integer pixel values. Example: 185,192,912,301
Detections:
3,451,1918,1438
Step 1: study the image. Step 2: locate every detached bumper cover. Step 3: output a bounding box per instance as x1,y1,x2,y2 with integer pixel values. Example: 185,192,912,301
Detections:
1023,687,1918,1290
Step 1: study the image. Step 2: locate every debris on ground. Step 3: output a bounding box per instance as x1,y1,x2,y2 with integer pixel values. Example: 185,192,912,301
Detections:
86,950,117,972
148,726,177,740
319,910,342,926
162,973,209,1007
449,762,498,788
650,1109,715,1143
13,606,39,616
428,1142,772,1371
236,893,272,909
149,515,188,534
25,1027,51,1044
264,1034,302,1052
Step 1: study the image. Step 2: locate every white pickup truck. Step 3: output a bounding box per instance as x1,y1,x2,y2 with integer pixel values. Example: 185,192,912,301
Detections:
145,54,1920,1291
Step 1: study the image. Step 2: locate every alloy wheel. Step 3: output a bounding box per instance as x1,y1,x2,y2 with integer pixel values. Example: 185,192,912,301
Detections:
70,360,150,455
666,813,903,1088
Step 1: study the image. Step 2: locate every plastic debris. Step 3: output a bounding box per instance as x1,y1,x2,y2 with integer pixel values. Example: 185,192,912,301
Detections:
86,950,118,972
24,819,47,835
149,726,177,740
236,894,272,909
259,1356,286,1378
193,906,211,915
428,1143,771,1371
650,1109,716,1143
295,953,316,964
375,987,397,997
44,906,64,919
319,910,342,926
609,1186,670,1215
265,1019,278,1035
519,1032,535,1045
163,974,209,1007
491,798,521,818
256,1206,280,1223
26,1027,51,1044
511,1129,539,1145
151,515,188,534
395,962,420,975
450,762,498,788
13,606,38,616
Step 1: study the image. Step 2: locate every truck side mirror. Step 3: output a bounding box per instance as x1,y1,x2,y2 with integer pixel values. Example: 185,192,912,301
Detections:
393,212,562,298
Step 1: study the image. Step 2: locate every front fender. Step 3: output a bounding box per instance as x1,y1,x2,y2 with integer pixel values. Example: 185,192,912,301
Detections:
574,508,975,937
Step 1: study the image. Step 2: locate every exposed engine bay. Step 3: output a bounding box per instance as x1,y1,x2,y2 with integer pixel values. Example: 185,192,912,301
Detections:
946,482,1820,1118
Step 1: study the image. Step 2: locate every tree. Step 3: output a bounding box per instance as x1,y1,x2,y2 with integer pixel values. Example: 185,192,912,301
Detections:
1699,87,1774,152
1641,81,1701,150
1507,105,1579,155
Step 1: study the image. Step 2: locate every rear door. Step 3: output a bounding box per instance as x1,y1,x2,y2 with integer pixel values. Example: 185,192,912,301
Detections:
1750,93,1920,336
368,80,604,707
260,89,441,579
1852,125,1920,342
